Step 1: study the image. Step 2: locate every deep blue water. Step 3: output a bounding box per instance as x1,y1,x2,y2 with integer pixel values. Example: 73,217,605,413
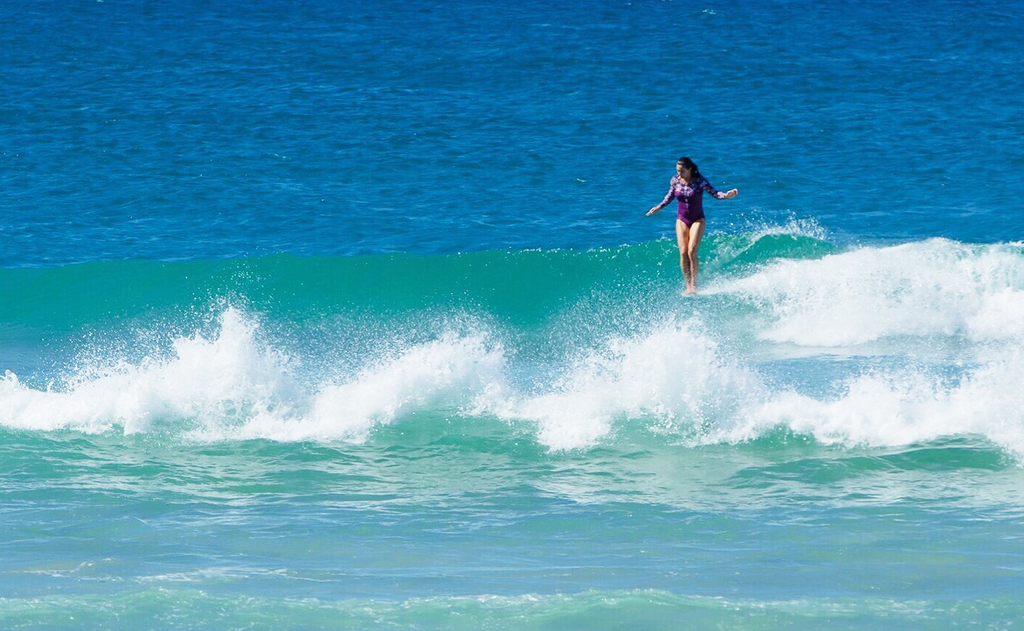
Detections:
6,0,1023,267
3,0,1024,628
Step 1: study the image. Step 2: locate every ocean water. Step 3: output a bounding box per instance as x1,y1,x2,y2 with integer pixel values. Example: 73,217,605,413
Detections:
3,0,1024,628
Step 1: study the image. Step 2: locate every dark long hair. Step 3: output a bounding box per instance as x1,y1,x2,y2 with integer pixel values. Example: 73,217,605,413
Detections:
677,156,701,178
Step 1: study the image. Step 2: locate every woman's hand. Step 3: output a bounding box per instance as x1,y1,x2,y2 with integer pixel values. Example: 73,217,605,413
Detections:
646,206,662,216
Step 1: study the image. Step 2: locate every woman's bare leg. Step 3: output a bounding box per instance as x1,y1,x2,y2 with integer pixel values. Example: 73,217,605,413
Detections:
685,219,706,294
675,219,692,289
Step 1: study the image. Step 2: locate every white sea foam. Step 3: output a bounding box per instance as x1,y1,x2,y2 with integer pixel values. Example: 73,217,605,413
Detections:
480,313,1024,456
3,279,1023,457
0,307,299,435
717,238,1024,346
742,349,1024,456
482,317,768,451
241,331,506,443
0,307,507,443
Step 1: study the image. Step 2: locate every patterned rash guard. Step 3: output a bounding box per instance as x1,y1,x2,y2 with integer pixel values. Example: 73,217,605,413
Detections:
657,175,728,226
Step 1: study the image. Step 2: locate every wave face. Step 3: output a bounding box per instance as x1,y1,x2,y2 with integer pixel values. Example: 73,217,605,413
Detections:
5,231,1024,630
5,231,1024,457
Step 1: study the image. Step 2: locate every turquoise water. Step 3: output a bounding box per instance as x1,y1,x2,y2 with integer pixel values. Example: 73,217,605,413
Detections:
3,0,1024,628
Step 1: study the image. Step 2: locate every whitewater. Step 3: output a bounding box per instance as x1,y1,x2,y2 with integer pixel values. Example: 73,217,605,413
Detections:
5,236,1024,456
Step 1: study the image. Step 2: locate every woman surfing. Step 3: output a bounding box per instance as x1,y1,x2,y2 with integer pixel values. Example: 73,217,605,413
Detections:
646,157,738,294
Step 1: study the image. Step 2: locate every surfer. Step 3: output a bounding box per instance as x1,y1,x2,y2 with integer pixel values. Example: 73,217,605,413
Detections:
646,157,738,294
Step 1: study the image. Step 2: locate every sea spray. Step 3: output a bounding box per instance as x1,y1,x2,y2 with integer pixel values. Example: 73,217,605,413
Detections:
716,238,1024,347
289,332,506,443
746,348,1024,457
482,316,768,450
3,236,1024,458
0,307,300,435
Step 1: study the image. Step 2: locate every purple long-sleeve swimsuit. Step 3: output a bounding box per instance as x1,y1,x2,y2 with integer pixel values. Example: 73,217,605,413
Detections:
658,175,727,226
